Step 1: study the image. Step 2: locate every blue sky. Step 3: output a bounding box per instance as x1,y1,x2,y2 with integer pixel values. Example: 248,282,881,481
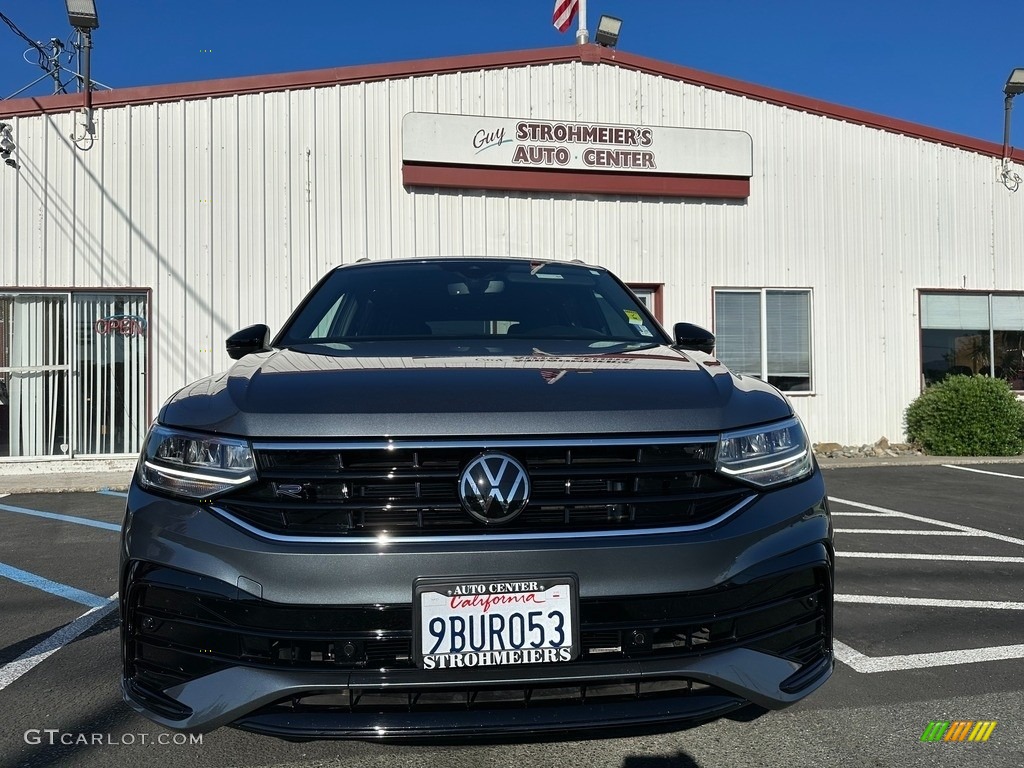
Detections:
0,1,1021,144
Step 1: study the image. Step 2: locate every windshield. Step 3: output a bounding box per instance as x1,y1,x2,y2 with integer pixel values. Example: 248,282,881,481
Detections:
276,260,667,346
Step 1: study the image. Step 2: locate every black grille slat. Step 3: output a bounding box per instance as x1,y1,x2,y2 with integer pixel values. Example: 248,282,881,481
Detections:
580,588,823,634
225,500,464,515
259,469,456,482
527,462,715,477
530,489,745,506
277,678,718,714
220,439,751,537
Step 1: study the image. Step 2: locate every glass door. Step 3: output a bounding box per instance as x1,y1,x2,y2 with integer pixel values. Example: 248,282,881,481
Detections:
72,293,149,456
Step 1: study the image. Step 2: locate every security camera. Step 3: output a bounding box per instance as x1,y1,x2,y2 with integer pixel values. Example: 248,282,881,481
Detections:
4,158,18,169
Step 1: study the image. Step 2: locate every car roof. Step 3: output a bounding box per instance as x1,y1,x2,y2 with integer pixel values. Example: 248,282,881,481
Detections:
332,257,607,273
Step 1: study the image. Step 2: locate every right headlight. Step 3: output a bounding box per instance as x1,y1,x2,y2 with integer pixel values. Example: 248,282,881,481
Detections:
138,425,257,500
716,416,814,488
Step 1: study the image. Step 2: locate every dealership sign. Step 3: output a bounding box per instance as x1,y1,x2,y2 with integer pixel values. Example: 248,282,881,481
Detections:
402,113,752,178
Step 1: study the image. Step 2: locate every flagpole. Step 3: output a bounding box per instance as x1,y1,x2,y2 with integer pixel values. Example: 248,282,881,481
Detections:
576,0,589,44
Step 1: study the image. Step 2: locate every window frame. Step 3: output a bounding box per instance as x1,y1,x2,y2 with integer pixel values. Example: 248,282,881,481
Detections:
626,283,664,324
918,289,1024,392
712,287,815,395
0,286,152,461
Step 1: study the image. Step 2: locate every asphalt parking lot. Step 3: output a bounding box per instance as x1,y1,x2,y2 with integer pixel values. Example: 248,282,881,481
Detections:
0,464,1022,768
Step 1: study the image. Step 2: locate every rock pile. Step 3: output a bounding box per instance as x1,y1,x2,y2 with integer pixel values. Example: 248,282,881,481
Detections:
812,437,924,459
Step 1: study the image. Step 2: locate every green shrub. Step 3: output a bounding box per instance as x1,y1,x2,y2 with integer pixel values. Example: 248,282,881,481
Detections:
905,375,1024,456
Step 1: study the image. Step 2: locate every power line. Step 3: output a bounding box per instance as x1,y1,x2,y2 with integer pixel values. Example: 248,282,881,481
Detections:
0,12,84,99
0,10,50,69
0,9,109,105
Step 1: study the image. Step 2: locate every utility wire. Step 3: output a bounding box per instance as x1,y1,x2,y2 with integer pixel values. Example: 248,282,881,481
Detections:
0,10,50,69
2,13,84,98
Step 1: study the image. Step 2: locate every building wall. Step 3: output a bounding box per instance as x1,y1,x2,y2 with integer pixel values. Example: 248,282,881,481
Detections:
1,58,1020,447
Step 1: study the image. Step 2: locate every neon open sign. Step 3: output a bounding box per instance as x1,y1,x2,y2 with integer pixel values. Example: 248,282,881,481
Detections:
95,314,147,337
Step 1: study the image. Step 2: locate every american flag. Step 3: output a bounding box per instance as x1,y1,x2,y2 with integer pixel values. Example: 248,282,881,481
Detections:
552,0,578,33
540,369,568,385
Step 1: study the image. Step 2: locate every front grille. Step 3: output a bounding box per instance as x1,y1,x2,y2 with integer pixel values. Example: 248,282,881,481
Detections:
216,438,753,537
254,677,722,713
123,564,830,696
232,678,748,738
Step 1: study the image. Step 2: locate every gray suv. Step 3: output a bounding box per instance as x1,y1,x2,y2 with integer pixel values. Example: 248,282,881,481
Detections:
120,258,833,739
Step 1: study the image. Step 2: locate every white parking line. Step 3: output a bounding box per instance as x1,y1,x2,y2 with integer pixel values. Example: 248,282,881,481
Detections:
942,464,1024,480
837,552,1024,563
831,493,1024,672
0,594,118,692
833,529,977,536
828,498,897,515
829,496,1024,547
0,501,120,532
836,594,1024,610
834,640,1024,673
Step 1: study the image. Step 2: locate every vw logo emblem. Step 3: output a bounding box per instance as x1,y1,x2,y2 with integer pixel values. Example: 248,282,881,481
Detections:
458,452,531,524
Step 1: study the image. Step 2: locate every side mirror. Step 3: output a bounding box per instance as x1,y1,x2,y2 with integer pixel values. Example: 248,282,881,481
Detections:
226,324,271,360
673,322,716,354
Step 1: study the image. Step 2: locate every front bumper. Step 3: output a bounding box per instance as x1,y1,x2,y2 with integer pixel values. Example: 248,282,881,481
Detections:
120,474,833,739
124,649,831,740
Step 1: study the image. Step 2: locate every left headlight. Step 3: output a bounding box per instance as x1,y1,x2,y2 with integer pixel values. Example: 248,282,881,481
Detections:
716,416,814,488
138,425,256,499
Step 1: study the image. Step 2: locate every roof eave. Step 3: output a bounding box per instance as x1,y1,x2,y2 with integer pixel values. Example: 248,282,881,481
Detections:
0,43,1017,161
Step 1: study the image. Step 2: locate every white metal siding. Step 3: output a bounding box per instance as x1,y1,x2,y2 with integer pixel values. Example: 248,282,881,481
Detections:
2,60,1022,446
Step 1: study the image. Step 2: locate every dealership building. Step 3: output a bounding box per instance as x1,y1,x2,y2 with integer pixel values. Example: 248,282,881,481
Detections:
1,44,1022,465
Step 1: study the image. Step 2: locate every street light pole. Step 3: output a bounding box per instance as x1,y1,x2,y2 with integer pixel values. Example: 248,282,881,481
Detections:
1002,68,1024,160
999,69,1024,191
81,28,94,134
64,0,99,145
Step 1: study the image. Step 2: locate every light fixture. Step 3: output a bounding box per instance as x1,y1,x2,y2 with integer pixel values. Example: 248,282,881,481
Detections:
1,123,18,170
0,124,14,153
65,0,99,30
1005,68,1024,96
595,15,622,47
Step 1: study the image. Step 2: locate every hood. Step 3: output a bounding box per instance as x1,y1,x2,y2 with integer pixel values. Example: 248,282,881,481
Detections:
158,341,793,438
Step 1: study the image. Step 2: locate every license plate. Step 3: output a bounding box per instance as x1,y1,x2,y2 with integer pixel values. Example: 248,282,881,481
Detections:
414,575,578,670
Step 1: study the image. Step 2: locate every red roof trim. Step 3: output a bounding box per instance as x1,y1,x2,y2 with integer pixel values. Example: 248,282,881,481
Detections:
0,47,584,118
1,44,1018,161
597,48,1019,161
402,164,750,199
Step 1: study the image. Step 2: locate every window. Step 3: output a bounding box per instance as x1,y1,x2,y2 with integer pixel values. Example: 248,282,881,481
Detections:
0,290,149,459
0,294,67,457
714,289,812,392
280,262,663,344
920,292,1024,390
